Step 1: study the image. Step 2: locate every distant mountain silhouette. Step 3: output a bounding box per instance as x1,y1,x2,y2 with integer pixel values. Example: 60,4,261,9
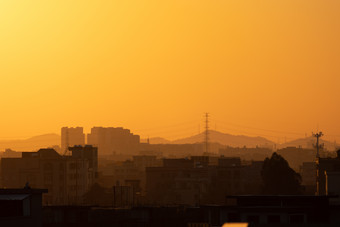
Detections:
144,130,275,148
0,133,60,151
173,130,275,147
143,131,339,151
2,131,338,152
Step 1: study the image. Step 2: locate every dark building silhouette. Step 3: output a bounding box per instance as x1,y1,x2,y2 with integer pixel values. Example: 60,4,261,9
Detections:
42,195,340,226
0,188,47,227
218,156,241,167
68,145,98,179
146,157,263,206
140,143,227,157
191,155,218,167
300,161,317,195
1,146,97,205
97,155,162,199
223,195,336,225
318,150,340,197
219,146,272,161
146,158,207,205
112,185,134,207
43,206,207,227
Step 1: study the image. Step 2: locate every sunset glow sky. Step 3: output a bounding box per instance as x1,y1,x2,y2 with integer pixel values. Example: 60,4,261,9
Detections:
0,1,339,142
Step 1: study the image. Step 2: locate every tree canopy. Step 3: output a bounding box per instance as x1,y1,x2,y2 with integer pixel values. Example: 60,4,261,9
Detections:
261,152,303,195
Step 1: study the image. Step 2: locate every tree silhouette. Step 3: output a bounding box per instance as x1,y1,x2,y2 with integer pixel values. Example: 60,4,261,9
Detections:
261,152,303,195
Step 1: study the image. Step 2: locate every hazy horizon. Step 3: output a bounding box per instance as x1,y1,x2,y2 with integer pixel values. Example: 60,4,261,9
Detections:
1,1,339,142
0,127,335,146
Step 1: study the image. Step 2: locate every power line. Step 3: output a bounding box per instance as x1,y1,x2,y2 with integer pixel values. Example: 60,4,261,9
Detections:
215,124,297,141
214,119,306,136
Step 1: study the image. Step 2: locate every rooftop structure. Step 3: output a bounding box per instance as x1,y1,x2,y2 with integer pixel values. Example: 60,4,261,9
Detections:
0,188,47,227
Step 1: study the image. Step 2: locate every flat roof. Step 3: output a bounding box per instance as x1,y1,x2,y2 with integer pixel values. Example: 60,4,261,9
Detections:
0,194,30,200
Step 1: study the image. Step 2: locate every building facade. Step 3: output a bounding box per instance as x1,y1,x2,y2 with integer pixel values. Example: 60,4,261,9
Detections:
0,188,47,227
61,127,85,153
146,157,263,206
317,150,340,196
87,127,140,155
1,146,97,205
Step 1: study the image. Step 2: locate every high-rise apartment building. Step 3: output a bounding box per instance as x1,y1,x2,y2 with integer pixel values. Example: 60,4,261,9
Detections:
61,127,85,153
87,127,140,155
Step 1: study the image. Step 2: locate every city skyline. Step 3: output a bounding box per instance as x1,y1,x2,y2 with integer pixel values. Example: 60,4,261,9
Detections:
0,120,337,144
1,1,340,226
0,125,336,149
0,121,340,144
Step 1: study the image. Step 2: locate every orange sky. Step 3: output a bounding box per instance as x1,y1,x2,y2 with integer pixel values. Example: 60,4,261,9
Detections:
0,0,339,142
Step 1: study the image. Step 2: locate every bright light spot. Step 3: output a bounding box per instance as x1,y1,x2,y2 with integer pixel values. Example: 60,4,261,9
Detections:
222,223,248,227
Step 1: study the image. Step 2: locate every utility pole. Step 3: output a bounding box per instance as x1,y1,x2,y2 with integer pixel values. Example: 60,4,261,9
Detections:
205,113,209,154
313,131,323,195
313,131,323,158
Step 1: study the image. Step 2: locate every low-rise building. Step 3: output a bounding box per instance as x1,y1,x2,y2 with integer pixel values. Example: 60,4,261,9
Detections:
0,188,47,227
1,146,98,205
317,150,340,196
146,157,263,206
222,195,335,225
300,162,316,194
